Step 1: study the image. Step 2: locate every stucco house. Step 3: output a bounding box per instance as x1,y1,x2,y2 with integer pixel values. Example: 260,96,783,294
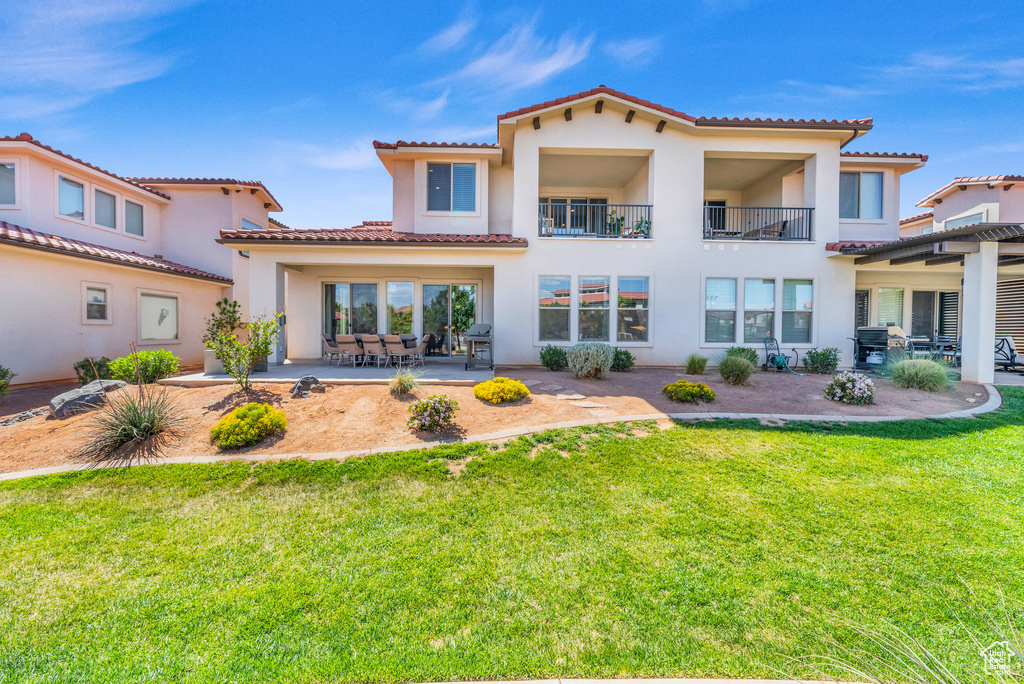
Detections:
0,133,282,384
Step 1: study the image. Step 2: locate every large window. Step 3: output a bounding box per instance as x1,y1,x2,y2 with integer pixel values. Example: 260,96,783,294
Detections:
387,282,414,334
617,277,649,342
140,292,178,341
944,212,983,231
878,287,904,328
539,276,570,341
705,278,737,343
125,200,144,236
782,279,813,343
0,163,15,205
578,276,610,341
427,162,475,212
95,190,116,229
840,171,883,219
58,176,85,220
324,283,378,337
744,278,775,343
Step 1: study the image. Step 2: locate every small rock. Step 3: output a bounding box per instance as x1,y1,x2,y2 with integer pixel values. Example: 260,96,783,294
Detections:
290,375,325,399
538,384,563,391
966,398,976,403
974,392,984,397
556,393,586,400
570,400,607,408
522,380,542,387
49,379,127,419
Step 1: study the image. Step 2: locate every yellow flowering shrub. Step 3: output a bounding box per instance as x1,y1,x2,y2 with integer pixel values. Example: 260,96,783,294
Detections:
473,377,531,404
210,402,287,450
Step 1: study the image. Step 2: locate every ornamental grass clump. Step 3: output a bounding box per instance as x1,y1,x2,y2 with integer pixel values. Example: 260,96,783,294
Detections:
565,342,614,379
890,358,952,392
473,377,530,404
210,402,287,450
724,346,759,365
388,367,423,396
719,356,755,385
685,353,708,375
408,395,459,432
80,387,182,459
824,371,875,405
662,379,716,404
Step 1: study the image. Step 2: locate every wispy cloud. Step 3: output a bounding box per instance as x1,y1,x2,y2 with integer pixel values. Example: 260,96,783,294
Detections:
447,18,593,91
0,0,192,120
602,37,661,68
420,17,476,53
285,140,379,171
877,51,1024,92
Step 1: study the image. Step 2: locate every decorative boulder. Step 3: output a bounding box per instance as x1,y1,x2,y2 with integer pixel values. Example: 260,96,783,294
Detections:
290,375,325,399
49,379,127,419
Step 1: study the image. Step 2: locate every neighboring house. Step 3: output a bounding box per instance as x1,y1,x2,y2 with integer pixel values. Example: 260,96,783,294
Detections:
220,85,1021,384
0,133,282,384
899,211,933,238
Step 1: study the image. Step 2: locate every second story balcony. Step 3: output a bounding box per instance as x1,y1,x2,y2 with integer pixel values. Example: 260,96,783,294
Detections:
704,154,813,241
703,206,813,241
539,201,652,238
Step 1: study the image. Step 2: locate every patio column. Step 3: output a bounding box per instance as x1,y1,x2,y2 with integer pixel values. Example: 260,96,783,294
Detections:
249,254,287,365
961,241,998,384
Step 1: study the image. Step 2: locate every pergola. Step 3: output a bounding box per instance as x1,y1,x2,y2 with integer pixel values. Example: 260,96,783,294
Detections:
837,222,1024,384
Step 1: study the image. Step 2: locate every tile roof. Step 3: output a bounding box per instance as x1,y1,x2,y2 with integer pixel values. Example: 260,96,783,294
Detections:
0,133,171,200
0,221,232,283
128,177,282,210
495,86,874,130
900,211,934,225
268,217,292,230
218,226,527,246
826,240,888,253
373,141,498,149
842,151,928,162
917,175,1024,206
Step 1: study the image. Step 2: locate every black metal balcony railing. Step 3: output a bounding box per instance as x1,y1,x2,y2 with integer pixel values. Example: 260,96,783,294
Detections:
538,203,652,238
703,206,813,241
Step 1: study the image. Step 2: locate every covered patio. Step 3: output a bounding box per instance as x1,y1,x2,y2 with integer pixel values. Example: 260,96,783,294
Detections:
833,221,1024,383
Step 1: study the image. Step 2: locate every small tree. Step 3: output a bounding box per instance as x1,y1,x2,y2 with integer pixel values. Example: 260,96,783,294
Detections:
211,313,281,391
202,298,244,349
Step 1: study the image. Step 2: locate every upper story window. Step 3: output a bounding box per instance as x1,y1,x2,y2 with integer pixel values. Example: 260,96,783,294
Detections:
840,171,883,219
125,200,144,236
58,176,85,220
0,163,15,205
944,212,984,231
241,218,262,231
427,162,475,212
95,189,117,229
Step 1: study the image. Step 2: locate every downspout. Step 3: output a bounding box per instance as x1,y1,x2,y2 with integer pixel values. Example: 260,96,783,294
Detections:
840,127,862,149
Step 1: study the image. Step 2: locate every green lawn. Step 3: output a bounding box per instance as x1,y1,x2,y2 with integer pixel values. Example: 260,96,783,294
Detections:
2,390,1024,683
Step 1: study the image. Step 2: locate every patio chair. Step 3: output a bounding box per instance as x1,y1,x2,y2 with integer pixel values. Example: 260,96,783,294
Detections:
995,336,1024,372
321,334,342,366
408,336,430,366
335,335,362,368
762,337,793,372
940,337,961,368
360,339,386,367
382,335,412,367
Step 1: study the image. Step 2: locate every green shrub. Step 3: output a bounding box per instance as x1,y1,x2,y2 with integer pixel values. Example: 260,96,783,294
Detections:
611,347,636,372
211,314,281,391
566,342,615,379
890,359,952,392
73,356,112,385
210,402,287,450
80,387,182,458
662,379,716,404
685,353,708,375
474,377,530,404
724,346,759,365
109,350,179,384
0,364,15,398
803,347,840,374
389,367,423,396
825,371,875,405
408,395,459,432
719,356,755,385
202,298,244,349
539,345,568,371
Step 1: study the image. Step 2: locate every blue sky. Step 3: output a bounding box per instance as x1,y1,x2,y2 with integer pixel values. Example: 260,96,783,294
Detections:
2,0,1023,229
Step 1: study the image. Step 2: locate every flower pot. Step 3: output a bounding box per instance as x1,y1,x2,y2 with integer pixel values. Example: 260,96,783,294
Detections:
203,349,224,375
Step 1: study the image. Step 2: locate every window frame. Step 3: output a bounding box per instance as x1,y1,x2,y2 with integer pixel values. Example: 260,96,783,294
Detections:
0,159,21,209
537,274,572,343
82,281,112,325
616,275,650,343
137,288,181,344
781,279,814,344
54,171,89,224
124,199,145,238
703,277,738,345
743,278,776,344
577,275,611,342
91,187,119,232
240,216,264,231
424,161,479,216
877,286,906,329
701,276,817,348
386,281,415,335
839,170,884,221
943,211,985,232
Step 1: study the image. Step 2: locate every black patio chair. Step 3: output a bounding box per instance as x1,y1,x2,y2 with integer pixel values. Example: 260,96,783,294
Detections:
995,336,1024,372
762,337,793,372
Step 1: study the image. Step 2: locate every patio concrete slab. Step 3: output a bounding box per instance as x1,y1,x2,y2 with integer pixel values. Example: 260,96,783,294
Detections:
162,358,493,387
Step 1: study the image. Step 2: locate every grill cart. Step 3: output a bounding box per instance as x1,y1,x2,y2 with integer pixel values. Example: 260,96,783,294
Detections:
464,323,493,371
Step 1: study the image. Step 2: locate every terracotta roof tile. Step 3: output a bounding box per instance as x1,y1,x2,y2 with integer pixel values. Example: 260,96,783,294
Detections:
218,227,527,246
498,86,697,123
842,151,928,162
129,177,282,210
373,141,498,149
0,133,171,200
826,240,888,253
917,175,1024,207
900,211,933,225
696,116,873,128
0,221,231,283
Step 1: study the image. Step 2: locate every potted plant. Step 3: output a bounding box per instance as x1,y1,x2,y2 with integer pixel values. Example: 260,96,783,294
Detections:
202,298,244,375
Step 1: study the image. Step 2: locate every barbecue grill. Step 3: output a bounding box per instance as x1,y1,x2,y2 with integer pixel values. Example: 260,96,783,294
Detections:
464,323,493,370
852,326,907,370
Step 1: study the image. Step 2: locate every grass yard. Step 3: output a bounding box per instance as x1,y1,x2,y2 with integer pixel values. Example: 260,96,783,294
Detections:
1,390,1023,683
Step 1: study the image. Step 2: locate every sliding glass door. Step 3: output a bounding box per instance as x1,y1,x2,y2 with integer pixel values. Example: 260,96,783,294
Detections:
421,284,477,357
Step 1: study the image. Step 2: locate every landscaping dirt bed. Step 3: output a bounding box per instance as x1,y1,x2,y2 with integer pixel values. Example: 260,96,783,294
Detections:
0,369,991,475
